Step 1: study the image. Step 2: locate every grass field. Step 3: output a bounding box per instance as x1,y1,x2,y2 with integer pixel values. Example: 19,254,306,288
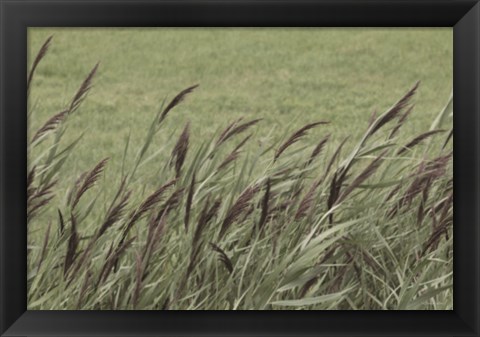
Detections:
28,28,452,181
27,28,453,310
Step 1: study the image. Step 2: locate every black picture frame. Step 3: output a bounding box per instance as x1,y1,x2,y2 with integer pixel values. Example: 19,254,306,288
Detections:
1,0,479,336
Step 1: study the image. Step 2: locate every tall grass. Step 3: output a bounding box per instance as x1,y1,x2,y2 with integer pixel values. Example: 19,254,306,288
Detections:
27,38,453,310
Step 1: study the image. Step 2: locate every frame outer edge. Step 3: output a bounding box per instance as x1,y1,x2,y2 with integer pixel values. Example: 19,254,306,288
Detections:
475,3,479,335
0,1,28,335
0,1,479,337
454,1,480,335
1,0,6,334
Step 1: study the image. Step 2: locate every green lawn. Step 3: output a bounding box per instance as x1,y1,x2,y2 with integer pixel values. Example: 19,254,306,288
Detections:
28,28,452,184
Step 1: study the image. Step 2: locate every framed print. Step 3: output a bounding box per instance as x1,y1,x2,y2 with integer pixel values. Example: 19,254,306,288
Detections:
1,0,479,336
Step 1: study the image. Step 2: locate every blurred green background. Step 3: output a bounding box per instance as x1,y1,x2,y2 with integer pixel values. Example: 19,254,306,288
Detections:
28,28,452,186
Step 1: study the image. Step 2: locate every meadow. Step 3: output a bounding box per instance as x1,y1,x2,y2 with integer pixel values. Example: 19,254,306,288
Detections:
27,28,453,310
